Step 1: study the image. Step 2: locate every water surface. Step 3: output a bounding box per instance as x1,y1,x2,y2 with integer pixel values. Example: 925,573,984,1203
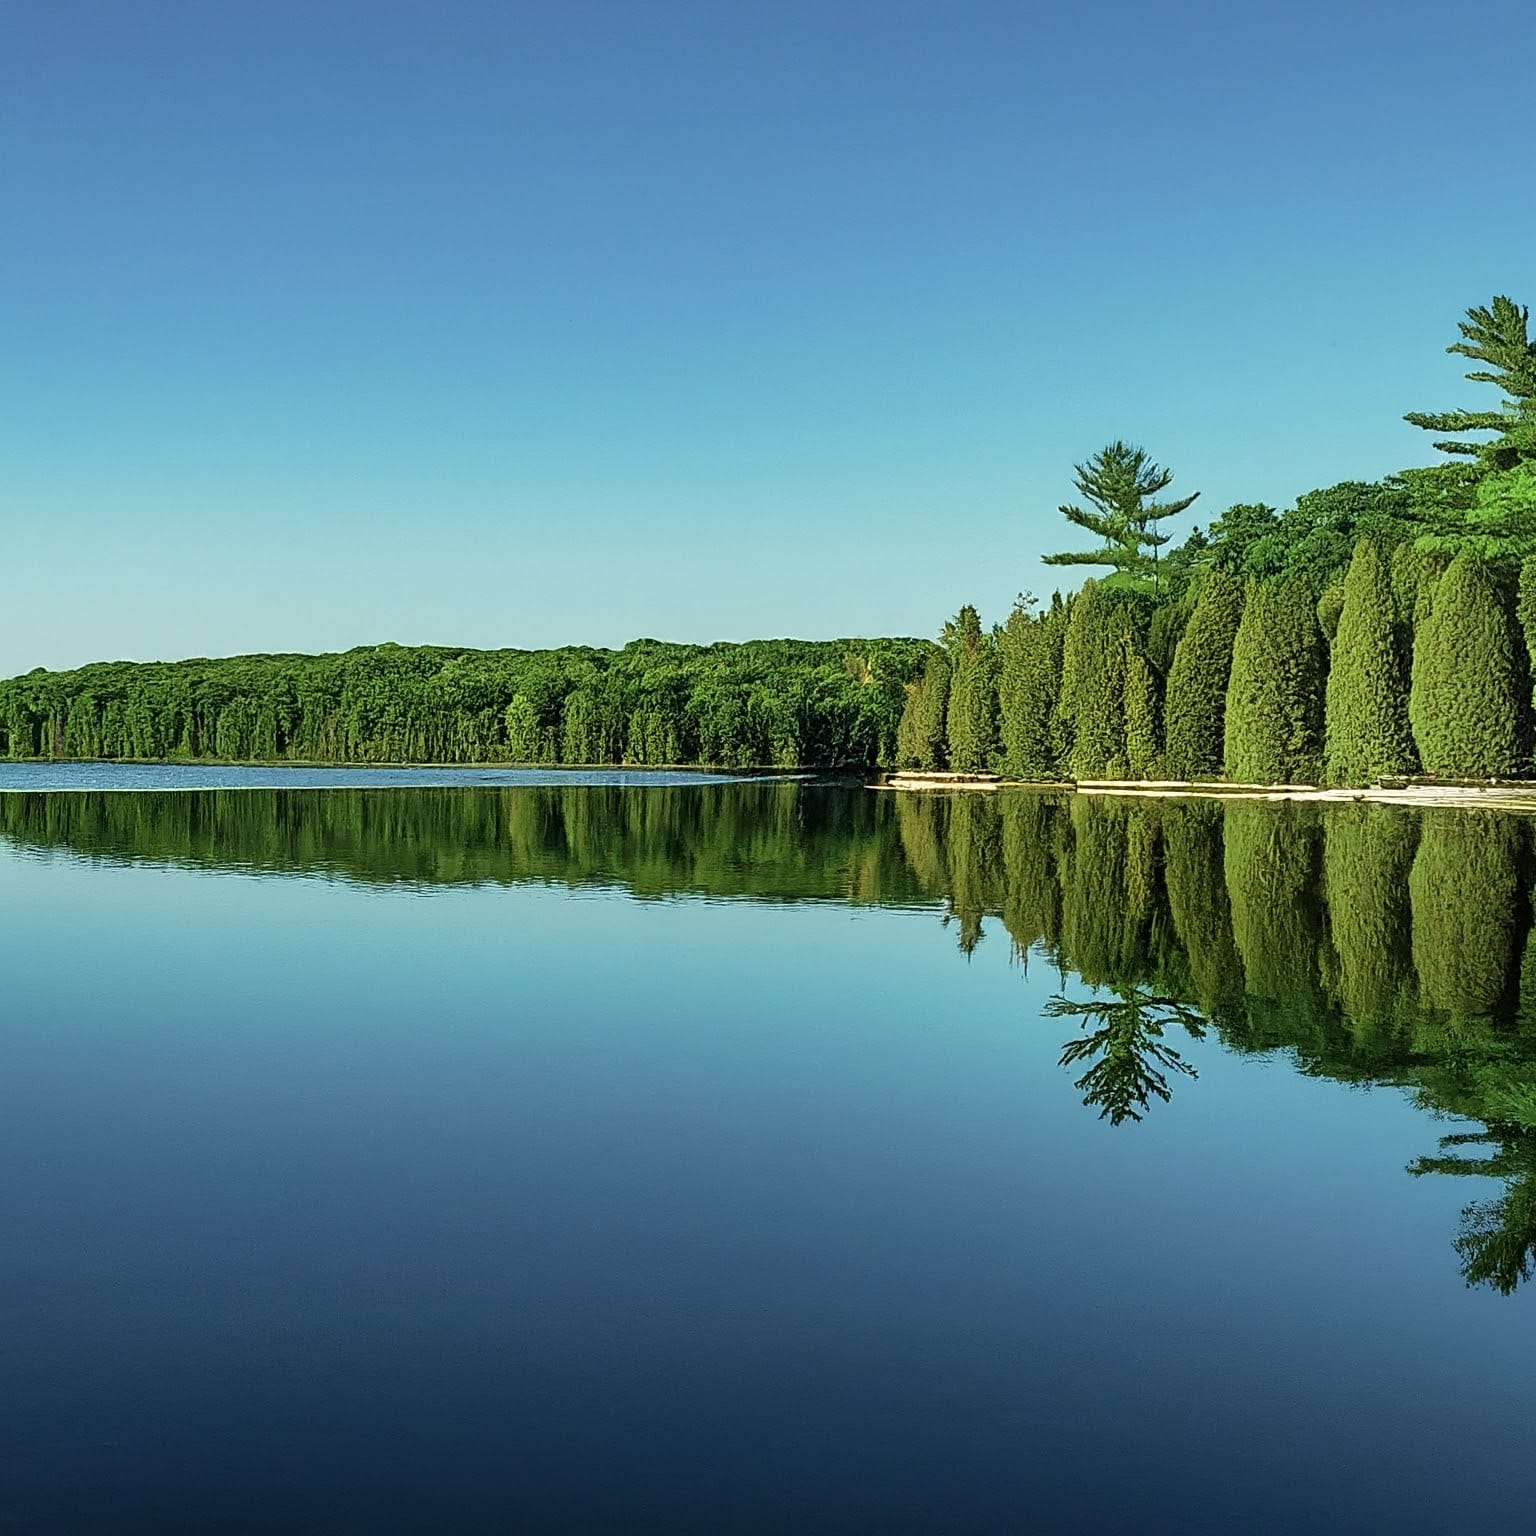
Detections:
2,784,1534,1533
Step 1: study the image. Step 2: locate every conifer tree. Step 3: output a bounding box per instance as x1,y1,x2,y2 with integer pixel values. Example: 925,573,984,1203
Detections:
997,594,1066,779
1409,552,1523,778
1163,570,1244,779
1519,555,1536,719
1404,296,1536,470
1323,540,1416,785
909,654,946,768
1056,582,1149,778
1122,635,1161,779
943,606,997,772
1042,441,1199,594
1222,575,1325,784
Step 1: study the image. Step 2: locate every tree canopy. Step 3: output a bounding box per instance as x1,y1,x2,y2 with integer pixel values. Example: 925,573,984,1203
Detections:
1042,441,1199,594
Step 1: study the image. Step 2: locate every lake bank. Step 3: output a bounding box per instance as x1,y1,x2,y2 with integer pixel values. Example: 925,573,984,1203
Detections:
873,771,1536,812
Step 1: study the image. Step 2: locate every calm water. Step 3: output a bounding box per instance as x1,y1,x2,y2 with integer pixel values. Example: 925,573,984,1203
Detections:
2,780,1534,1533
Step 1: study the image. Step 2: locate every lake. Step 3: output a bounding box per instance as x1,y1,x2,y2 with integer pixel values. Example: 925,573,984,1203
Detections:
2,770,1534,1533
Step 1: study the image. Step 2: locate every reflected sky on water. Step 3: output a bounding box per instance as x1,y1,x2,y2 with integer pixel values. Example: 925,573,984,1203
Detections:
2,784,1535,1533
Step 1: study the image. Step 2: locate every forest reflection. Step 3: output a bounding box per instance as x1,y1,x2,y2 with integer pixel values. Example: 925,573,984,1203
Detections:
4,782,1535,1293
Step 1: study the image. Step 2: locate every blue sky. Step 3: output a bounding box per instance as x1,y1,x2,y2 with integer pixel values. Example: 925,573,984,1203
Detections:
2,0,1531,675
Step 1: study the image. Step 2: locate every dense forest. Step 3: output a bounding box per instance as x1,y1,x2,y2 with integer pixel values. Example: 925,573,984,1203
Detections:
899,294,1536,785
5,781,1534,1292
0,637,931,770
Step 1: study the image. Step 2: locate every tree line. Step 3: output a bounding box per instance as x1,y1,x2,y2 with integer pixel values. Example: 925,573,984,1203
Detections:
0,636,932,770
899,294,1536,784
5,780,1534,1290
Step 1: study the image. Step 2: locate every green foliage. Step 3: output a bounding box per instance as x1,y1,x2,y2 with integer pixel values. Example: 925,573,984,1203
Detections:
1194,483,1417,593
1122,636,1161,778
1163,570,1243,779
1409,552,1524,778
1315,578,1345,642
0,636,931,771
1048,986,1203,1125
1223,801,1325,1008
1223,575,1325,784
1055,582,1152,779
1410,813,1522,1019
1042,441,1198,594
942,606,999,772
1323,540,1416,786
1323,805,1418,1027
1404,296,1536,467
897,653,954,770
1161,801,1244,1018
997,594,1066,780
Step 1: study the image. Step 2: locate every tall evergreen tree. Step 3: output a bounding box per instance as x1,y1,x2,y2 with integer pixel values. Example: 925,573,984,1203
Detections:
1056,582,1150,778
1223,575,1326,784
915,655,951,769
1122,634,1161,779
1404,296,1536,471
1323,539,1416,785
1042,442,1199,595
1163,570,1244,779
942,606,998,772
1519,554,1536,722
997,594,1066,779
1409,552,1524,778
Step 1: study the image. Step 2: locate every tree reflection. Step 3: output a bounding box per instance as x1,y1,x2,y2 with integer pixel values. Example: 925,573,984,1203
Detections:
1410,1130,1536,1294
12,782,1536,1291
1047,985,1206,1125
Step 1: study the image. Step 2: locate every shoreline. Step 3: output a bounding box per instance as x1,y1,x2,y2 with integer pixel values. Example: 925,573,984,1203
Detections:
872,772,1536,812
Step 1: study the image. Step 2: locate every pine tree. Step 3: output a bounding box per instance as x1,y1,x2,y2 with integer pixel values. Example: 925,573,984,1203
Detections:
1163,570,1244,779
997,594,1066,779
1042,441,1199,594
1323,539,1416,785
1404,296,1536,470
1409,551,1523,778
1222,575,1325,784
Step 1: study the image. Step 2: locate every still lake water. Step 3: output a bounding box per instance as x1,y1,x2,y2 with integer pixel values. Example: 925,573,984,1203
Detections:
2,770,1535,1532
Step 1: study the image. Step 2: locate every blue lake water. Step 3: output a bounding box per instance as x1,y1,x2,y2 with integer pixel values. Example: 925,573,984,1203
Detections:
1,781,1533,1532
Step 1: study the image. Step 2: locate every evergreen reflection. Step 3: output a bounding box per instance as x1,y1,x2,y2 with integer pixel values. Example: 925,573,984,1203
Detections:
1047,985,1205,1125
6,781,1536,1291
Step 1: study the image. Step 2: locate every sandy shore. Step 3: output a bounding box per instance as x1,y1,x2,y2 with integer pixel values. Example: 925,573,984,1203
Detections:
871,773,1536,811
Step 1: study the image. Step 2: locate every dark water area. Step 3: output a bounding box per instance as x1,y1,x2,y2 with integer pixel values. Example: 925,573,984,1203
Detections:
2,781,1534,1533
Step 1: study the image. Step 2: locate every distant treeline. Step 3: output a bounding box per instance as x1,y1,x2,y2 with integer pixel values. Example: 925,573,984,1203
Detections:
5,781,1535,1290
0,637,931,770
900,294,1536,784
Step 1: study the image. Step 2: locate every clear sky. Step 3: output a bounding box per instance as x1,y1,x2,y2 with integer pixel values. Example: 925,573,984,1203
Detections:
2,0,1532,676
